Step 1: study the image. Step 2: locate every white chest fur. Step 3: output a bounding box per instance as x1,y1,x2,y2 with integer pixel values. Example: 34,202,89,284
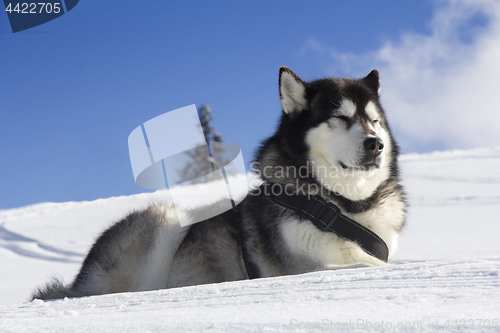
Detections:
279,193,405,269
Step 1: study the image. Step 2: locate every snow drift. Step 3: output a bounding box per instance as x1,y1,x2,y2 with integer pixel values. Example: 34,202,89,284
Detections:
1,147,499,332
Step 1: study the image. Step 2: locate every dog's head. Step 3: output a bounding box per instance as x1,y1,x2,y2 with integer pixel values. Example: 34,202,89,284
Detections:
278,67,397,200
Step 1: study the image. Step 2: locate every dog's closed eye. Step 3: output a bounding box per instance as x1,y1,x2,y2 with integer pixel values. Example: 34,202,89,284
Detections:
332,115,349,122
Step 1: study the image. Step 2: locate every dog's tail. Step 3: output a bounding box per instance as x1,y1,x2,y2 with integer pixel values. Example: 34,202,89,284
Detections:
30,277,81,301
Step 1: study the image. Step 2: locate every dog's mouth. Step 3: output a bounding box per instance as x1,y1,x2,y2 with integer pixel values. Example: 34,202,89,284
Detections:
339,161,380,170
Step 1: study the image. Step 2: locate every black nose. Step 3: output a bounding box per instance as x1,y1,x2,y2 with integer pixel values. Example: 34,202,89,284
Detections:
364,138,384,156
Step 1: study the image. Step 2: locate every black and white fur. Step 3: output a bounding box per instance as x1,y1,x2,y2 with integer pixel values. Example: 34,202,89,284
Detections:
32,67,406,300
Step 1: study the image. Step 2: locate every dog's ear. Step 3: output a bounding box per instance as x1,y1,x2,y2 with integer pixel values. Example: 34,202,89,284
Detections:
279,67,307,115
362,69,380,95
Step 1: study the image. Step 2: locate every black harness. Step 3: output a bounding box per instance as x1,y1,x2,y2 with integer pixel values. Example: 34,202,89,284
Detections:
242,182,389,279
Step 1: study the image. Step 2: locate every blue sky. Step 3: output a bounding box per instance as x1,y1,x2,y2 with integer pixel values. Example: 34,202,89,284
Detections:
1,0,499,209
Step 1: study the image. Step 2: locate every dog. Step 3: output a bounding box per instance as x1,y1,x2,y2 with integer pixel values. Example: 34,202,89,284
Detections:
32,67,406,300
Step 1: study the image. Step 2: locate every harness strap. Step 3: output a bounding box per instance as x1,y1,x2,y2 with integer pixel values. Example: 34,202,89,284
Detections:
260,182,389,263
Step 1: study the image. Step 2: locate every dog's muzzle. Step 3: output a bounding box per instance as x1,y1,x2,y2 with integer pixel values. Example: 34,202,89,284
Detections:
364,137,384,157
355,138,384,168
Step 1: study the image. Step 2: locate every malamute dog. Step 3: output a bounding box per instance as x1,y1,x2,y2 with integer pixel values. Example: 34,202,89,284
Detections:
32,67,406,300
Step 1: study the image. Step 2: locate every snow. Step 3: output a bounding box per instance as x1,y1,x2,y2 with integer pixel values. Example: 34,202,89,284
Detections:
1,147,499,332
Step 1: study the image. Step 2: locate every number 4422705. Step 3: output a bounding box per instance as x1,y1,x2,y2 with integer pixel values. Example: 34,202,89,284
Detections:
5,2,62,14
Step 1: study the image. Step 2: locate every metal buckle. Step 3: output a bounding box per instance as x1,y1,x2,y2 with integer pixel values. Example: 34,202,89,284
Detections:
312,203,329,225
321,203,340,231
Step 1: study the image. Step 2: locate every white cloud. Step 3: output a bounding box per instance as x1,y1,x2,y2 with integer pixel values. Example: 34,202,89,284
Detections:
302,0,500,153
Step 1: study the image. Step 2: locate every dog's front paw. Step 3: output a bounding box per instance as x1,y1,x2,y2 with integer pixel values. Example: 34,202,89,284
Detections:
322,262,375,271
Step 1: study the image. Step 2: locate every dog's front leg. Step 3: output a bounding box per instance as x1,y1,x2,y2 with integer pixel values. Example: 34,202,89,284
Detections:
321,262,377,271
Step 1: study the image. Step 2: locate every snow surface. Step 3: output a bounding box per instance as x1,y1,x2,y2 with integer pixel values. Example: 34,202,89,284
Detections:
1,147,499,332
